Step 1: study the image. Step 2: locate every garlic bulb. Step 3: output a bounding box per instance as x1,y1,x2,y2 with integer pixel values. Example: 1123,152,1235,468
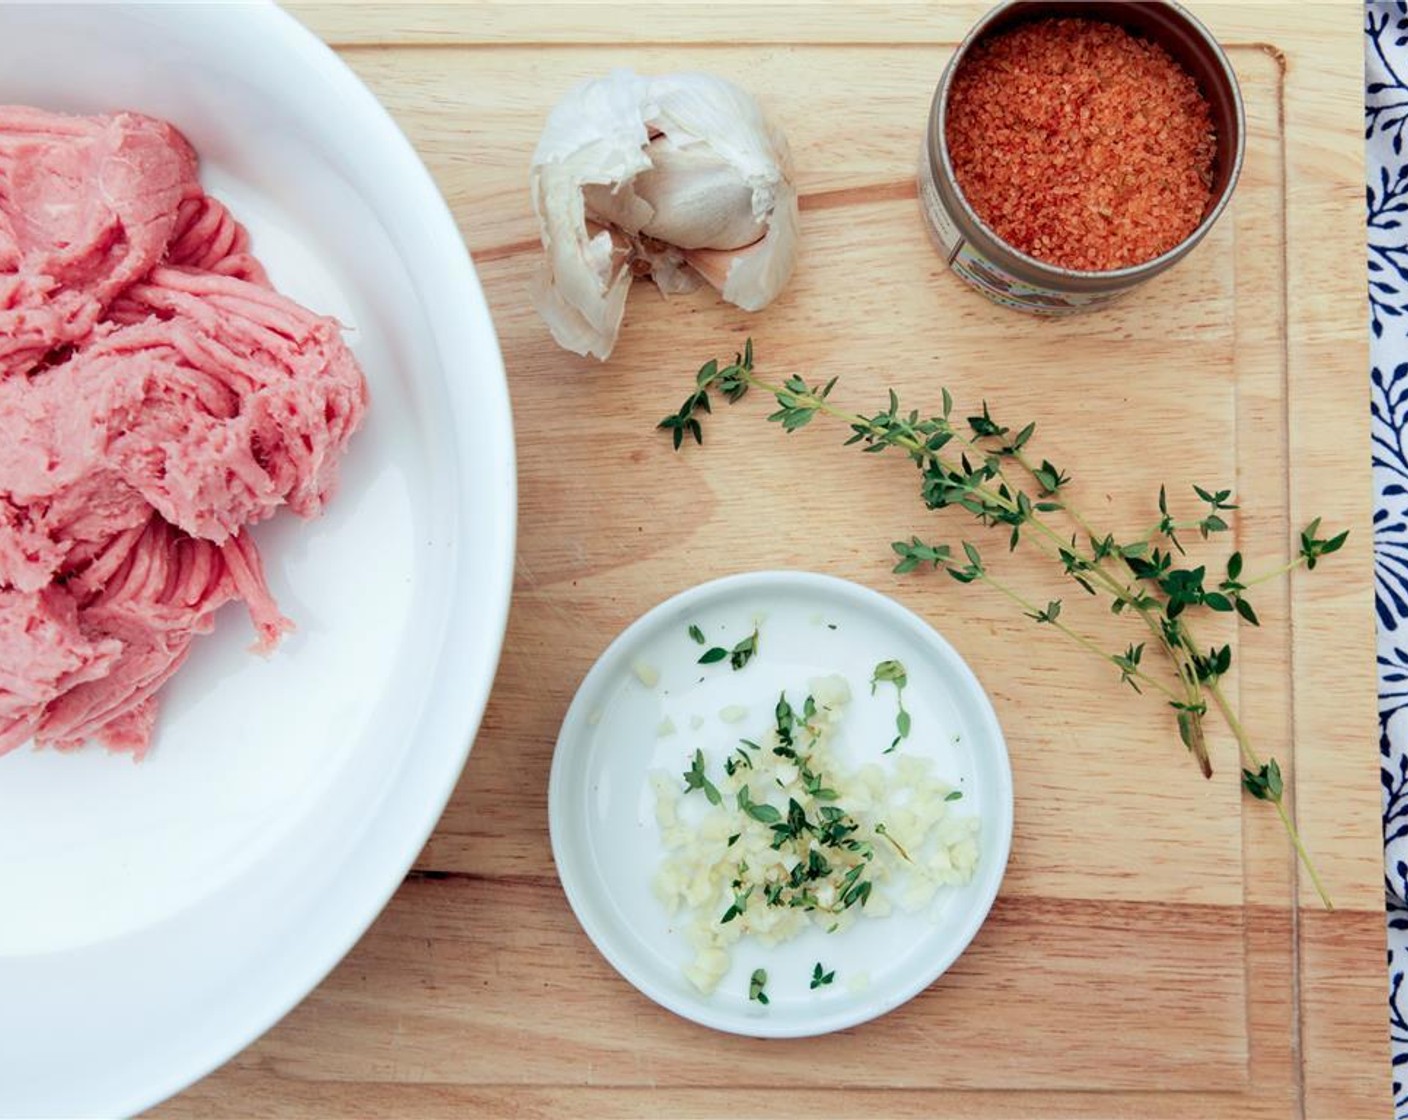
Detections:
531,69,800,360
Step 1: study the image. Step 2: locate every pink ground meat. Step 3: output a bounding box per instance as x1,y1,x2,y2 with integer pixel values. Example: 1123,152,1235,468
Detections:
0,106,368,759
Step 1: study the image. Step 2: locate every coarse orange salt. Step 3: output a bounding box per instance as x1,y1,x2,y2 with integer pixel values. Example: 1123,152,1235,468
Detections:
944,17,1216,272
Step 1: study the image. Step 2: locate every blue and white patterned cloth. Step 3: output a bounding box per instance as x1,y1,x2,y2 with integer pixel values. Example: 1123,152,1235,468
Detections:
1369,4,1408,1114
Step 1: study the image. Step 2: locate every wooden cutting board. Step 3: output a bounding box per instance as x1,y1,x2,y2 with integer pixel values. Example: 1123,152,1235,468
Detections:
153,3,1387,1117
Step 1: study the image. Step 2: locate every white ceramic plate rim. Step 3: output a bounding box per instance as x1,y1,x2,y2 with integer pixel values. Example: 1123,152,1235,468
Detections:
128,8,518,1112
548,570,1013,1038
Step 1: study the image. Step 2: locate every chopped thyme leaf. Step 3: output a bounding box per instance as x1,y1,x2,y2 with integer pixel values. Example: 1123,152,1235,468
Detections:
682,749,722,806
720,884,753,924
749,968,769,1005
730,628,760,670
737,784,782,824
698,627,760,670
841,878,872,910
774,693,796,749
870,660,908,690
871,659,912,753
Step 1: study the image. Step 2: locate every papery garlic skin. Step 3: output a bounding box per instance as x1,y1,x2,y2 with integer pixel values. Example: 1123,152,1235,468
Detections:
531,69,799,360
584,143,766,251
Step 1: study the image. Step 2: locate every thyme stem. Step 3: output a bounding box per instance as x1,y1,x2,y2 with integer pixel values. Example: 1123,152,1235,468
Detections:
972,568,1181,701
1205,678,1333,910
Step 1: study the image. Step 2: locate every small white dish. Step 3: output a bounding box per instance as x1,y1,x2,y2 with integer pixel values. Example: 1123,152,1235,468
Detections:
549,570,1013,1037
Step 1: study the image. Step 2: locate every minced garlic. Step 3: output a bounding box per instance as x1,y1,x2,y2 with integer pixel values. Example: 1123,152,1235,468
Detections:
652,674,980,994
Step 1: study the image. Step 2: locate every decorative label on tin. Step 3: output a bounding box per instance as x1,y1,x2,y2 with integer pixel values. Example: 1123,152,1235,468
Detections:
917,156,962,264
947,243,1117,316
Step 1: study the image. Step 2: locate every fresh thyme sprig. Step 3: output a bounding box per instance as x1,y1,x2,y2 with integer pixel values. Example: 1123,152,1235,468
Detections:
658,341,1349,908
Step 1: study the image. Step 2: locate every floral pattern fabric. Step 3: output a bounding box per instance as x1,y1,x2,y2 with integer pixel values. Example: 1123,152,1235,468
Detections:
1369,4,1408,1114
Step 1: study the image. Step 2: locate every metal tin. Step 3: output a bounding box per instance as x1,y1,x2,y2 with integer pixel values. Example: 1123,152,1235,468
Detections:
919,0,1245,315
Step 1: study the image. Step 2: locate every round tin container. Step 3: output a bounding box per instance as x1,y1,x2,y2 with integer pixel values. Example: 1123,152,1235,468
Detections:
919,0,1245,315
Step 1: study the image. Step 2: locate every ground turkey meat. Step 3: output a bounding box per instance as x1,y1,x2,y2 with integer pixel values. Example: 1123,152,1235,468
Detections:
0,106,368,758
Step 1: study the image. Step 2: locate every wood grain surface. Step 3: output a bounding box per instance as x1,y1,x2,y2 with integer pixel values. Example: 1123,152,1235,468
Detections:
153,3,1387,1117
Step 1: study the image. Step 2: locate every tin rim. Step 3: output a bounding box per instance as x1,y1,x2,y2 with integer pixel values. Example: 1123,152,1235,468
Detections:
927,0,1247,283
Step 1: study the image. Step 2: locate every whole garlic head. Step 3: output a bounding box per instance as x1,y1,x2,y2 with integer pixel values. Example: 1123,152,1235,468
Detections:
531,69,800,360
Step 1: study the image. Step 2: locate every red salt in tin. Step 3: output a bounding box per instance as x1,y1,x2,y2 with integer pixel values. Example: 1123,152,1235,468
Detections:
919,0,1245,315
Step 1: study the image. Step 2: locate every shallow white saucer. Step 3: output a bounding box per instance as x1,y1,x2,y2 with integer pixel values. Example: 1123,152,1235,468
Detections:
548,571,1013,1038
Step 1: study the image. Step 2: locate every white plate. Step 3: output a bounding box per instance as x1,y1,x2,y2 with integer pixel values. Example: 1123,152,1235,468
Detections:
0,5,515,1117
549,571,1012,1037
